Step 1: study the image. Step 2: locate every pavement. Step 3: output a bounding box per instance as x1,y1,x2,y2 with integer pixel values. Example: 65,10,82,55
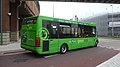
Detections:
98,37,120,50
0,37,120,67
96,37,120,67
0,40,26,56
96,52,120,67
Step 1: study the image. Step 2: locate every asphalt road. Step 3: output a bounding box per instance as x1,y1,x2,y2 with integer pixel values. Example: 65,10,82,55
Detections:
0,38,120,67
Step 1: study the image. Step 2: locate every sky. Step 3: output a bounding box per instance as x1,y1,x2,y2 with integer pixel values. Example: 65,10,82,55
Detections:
39,1,120,20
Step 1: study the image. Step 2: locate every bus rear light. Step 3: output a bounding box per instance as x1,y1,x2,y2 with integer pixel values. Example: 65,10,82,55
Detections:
36,38,40,47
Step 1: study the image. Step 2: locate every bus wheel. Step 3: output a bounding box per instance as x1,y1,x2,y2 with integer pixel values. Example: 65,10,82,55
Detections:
60,44,67,54
94,40,98,47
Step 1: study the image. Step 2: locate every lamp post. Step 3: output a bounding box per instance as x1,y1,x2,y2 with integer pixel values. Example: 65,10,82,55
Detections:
106,8,108,25
110,5,114,36
117,7,119,18
53,3,54,18
117,7,119,13
0,0,2,45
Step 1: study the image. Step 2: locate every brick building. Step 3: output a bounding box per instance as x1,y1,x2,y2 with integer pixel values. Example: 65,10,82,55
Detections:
0,0,40,45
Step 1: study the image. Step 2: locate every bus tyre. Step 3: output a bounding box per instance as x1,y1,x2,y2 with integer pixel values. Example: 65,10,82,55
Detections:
60,44,67,54
94,40,98,47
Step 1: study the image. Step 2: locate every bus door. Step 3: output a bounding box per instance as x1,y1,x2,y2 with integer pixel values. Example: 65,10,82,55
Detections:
80,26,88,47
87,26,96,46
82,26,95,47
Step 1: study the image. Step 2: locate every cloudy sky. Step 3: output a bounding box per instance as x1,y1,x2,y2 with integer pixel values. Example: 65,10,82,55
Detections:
39,1,120,20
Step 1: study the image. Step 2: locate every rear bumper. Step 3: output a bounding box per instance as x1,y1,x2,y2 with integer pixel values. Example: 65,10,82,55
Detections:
21,44,36,52
21,44,58,54
21,44,44,54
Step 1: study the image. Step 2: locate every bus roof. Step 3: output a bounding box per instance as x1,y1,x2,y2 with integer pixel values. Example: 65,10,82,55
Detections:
35,16,96,27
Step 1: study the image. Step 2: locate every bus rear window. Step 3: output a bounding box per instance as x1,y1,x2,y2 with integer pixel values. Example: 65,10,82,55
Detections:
23,17,37,24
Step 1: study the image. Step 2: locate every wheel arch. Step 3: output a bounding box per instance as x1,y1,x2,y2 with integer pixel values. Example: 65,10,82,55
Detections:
96,39,99,43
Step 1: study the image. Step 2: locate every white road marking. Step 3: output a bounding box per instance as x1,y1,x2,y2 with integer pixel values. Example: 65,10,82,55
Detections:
3,52,27,56
44,54,60,58
0,51,30,56
113,49,120,51
98,45,120,51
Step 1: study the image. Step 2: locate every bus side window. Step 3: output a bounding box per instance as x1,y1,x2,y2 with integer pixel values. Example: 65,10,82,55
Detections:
78,28,82,37
83,26,89,38
83,26,96,37
75,28,78,37
78,25,83,38
71,27,75,37
59,23,71,38
91,27,96,37
49,21,58,38
42,20,59,39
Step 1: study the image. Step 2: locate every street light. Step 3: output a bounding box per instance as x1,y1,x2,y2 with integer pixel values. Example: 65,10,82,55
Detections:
0,0,2,45
117,7,119,19
53,3,54,18
106,8,108,24
110,5,114,36
117,7,119,13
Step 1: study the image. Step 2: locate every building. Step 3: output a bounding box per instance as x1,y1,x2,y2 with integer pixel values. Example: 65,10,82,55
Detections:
81,12,120,36
0,0,40,45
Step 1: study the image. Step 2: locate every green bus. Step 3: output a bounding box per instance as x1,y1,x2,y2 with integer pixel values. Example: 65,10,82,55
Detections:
21,16,98,54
